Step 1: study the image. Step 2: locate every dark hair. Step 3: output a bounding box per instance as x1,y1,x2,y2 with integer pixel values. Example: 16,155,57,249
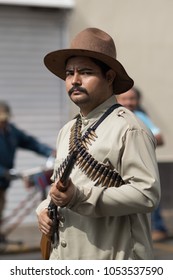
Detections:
133,87,142,101
133,87,147,114
0,101,11,115
90,58,111,76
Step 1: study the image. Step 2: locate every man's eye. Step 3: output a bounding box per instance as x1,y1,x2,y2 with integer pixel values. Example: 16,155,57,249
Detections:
65,71,73,77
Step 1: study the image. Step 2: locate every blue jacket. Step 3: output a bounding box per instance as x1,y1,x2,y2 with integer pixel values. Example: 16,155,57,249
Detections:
0,123,53,189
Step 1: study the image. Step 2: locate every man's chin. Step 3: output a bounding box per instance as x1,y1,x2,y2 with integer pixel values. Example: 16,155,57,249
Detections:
70,96,89,107
70,93,87,102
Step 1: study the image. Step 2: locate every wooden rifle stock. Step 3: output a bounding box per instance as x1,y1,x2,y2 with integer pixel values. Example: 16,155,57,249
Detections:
40,151,77,259
40,233,52,260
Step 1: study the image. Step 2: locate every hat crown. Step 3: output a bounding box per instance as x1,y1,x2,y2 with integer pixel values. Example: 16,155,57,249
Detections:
44,27,134,94
70,28,117,59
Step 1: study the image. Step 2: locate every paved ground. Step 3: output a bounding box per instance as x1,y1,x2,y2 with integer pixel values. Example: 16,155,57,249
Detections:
0,208,173,260
153,209,173,259
0,224,41,259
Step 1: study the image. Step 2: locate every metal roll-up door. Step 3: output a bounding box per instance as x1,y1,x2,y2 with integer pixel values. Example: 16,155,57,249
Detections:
0,5,71,226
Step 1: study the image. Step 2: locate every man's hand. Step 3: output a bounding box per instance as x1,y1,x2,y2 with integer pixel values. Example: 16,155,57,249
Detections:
37,208,53,237
50,178,75,207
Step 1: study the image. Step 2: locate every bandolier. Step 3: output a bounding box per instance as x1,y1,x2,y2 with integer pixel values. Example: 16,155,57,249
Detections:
54,104,124,188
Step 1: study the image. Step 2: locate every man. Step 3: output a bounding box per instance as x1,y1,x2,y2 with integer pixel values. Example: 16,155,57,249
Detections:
0,101,55,244
116,87,164,146
117,87,167,242
37,28,160,260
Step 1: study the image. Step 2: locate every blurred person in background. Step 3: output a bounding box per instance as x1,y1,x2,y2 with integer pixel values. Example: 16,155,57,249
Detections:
0,100,55,245
117,87,168,242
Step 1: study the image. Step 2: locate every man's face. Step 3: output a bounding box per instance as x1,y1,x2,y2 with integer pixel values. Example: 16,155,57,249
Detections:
117,89,138,112
65,56,113,116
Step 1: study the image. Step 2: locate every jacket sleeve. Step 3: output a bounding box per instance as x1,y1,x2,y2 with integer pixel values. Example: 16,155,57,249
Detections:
67,128,161,218
0,165,7,177
14,126,54,157
36,194,51,215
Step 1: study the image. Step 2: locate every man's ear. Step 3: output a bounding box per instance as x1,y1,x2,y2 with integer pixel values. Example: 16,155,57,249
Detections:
106,69,116,86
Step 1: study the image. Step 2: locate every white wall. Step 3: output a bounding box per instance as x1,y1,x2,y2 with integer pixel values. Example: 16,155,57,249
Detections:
0,5,72,227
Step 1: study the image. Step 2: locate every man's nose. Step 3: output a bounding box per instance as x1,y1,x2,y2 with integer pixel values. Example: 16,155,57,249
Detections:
72,72,82,85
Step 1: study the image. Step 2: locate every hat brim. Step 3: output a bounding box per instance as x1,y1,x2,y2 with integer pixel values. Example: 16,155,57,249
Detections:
44,49,134,94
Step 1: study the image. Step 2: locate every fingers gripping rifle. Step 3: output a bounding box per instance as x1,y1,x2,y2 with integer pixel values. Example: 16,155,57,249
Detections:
48,152,77,247
40,151,77,260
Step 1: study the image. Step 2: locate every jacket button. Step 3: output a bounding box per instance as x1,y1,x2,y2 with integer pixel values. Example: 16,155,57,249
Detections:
83,119,89,126
61,240,67,248
60,216,65,223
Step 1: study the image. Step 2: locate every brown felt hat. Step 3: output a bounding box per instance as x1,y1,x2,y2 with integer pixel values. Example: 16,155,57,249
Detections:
44,28,134,94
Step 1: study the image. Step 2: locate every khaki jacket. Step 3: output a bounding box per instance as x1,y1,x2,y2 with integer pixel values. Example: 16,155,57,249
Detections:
36,96,160,260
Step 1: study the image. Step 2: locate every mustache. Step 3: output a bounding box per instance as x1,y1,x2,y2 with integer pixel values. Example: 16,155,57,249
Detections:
68,86,88,96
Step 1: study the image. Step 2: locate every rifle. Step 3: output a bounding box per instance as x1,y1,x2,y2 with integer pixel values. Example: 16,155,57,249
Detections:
40,151,77,260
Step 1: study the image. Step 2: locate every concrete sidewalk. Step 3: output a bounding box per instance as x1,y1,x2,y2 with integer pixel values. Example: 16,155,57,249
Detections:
0,223,41,255
153,208,173,259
